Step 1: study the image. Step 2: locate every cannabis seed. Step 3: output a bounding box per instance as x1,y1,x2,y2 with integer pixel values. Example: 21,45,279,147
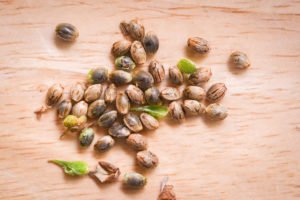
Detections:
87,99,106,118
125,84,145,105
116,92,130,115
143,31,159,54
94,135,115,152
168,101,185,122
104,83,117,104
108,122,131,138
130,40,147,65
133,70,154,91
79,128,94,147
126,133,147,151
123,113,143,132
169,66,184,85
182,100,205,115
144,87,161,105
206,83,227,103
160,87,181,101
72,100,88,117
111,40,132,57
205,103,228,120
228,51,250,69
183,86,205,101
46,83,64,106
115,56,136,72
84,84,102,103
87,67,108,84
57,100,72,119
55,23,79,42
97,110,118,128
70,82,85,103
110,70,132,85
123,172,147,188
187,37,210,54
120,19,145,41
140,112,159,130
188,67,212,85
136,150,159,168
148,60,165,83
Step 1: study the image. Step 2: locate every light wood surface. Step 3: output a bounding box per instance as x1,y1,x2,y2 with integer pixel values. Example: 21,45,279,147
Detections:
0,0,300,199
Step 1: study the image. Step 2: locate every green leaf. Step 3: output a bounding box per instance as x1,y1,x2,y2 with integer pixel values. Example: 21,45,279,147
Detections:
177,58,197,74
49,160,89,176
131,105,168,118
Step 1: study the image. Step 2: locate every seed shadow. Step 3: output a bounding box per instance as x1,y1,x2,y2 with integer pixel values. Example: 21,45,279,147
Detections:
201,115,225,128
183,47,208,63
117,138,136,158
88,174,120,189
54,34,75,50
227,63,249,75
120,184,145,195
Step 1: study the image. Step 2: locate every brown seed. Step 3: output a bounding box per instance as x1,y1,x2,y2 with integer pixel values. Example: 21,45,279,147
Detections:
46,83,64,106
205,103,228,120
104,83,117,104
111,40,132,57
133,70,154,91
57,100,72,119
89,161,120,183
120,19,145,41
110,70,132,85
206,83,227,103
143,31,159,54
119,21,130,36
94,135,115,152
168,101,185,122
116,92,130,115
70,82,85,103
87,99,106,118
148,60,165,83
125,85,145,105
182,100,205,115
183,86,205,101
188,67,212,85
72,101,88,117
108,122,131,138
228,51,250,69
126,133,147,151
87,67,109,84
160,87,181,101
123,172,147,188
136,150,159,168
140,113,159,130
115,56,136,72
169,66,184,85
130,41,146,65
144,87,161,105
55,23,79,42
187,37,210,54
97,110,118,128
84,84,102,103
123,113,143,132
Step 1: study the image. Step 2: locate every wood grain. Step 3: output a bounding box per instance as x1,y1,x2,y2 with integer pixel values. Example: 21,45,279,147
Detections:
0,0,300,199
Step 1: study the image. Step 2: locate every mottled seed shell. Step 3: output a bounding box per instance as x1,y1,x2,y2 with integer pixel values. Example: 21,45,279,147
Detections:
123,172,147,188
183,86,205,101
72,101,88,117
111,40,132,57
136,150,159,168
87,67,108,84
94,135,115,152
169,66,184,85
55,23,79,42
108,122,131,138
187,37,210,54
206,83,227,103
126,134,147,151
104,83,117,104
110,70,132,85
148,60,165,83
144,87,161,105
46,83,64,106
168,101,185,122
57,100,72,119
182,100,205,115
205,103,228,120
120,19,145,41
123,113,143,132
229,51,250,69
125,85,145,105
84,84,102,103
70,82,85,102
115,56,136,72
188,67,212,85
160,87,181,101
87,99,106,118
143,31,159,54
79,128,95,147
133,70,154,91
130,41,146,65
116,92,130,115
97,110,118,128
140,113,159,130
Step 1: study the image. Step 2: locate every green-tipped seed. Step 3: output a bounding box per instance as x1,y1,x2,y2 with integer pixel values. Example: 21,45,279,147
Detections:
79,128,95,147
115,56,136,72
87,67,108,84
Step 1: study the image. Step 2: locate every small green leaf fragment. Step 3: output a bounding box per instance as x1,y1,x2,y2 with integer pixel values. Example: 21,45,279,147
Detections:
177,58,197,74
49,160,89,176
131,105,168,118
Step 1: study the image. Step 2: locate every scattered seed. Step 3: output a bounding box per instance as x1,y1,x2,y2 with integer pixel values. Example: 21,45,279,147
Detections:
130,40,147,65
55,23,79,42
72,101,88,117
187,37,210,54
144,87,161,105
206,83,227,103
87,67,108,84
79,128,94,147
205,103,228,120
94,135,115,152
104,83,117,104
136,150,159,168
228,51,250,69
111,40,132,57
148,60,165,83
182,100,205,115
160,87,181,101
143,31,159,54
87,99,106,118
115,56,136,72
123,113,143,132
108,122,131,138
57,100,72,119
168,101,185,122
169,66,184,85
84,84,102,103
116,92,130,115
183,86,205,101
125,84,145,105
97,110,118,128
123,172,147,188
188,67,212,85
110,70,132,85
46,83,64,106
140,112,159,130
70,82,85,103
126,133,147,151
133,70,154,91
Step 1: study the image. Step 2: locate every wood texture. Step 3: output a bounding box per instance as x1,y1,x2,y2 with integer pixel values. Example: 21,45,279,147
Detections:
0,0,300,199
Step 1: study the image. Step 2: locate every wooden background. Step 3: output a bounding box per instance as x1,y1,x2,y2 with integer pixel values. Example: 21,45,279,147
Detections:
0,0,299,199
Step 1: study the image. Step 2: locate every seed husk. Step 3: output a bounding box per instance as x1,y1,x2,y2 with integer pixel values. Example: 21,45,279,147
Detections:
87,99,106,118
136,150,159,168
158,177,176,200
97,110,118,128
228,51,250,69
133,70,154,91
160,87,181,101
125,84,145,105
89,161,120,183
126,133,147,151
149,60,165,83
140,112,159,130
70,82,85,103
143,31,159,54
111,40,132,57
116,92,130,115
84,84,102,103
104,83,117,104
79,128,94,147
123,113,143,132
169,66,184,85
123,172,147,188
188,67,212,85
46,83,64,106
87,67,108,84
55,23,79,42
120,19,145,41
72,101,88,117
168,101,185,122
57,100,72,119
144,87,161,105
130,41,147,65
183,86,205,101
108,122,131,138
206,83,227,103
187,37,210,54
115,56,136,72
94,135,115,152
182,100,205,115
110,70,132,85
205,103,228,120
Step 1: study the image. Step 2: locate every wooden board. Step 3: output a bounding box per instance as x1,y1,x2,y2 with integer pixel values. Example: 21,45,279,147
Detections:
0,0,300,199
